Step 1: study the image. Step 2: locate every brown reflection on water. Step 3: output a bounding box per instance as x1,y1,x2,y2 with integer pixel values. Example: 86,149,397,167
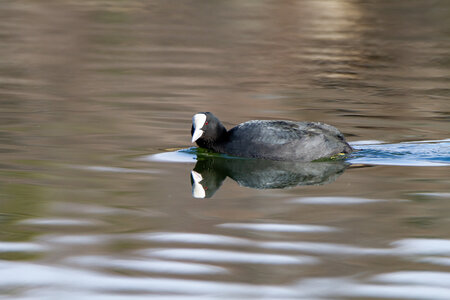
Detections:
0,1,449,299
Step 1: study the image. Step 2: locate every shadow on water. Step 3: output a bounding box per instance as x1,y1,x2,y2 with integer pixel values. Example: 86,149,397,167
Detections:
145,139,449,198
190,157,348,198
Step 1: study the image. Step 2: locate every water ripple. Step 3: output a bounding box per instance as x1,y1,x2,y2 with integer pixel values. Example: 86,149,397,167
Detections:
391,238,450,255
417,257,450,267
287,196,386,205
373,271,450,288
0,242,46,253
0,262,298,297
136,232,251,246
142,248,318,265
350,139,450,166
18,218,105,227
66,256,228,275
260,241,390,256
217,223,340,233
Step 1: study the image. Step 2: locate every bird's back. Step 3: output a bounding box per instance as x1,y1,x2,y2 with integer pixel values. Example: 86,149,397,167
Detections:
224,120,351,161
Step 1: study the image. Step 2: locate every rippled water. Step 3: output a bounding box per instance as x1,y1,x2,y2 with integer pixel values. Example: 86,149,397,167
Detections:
1,1,449,299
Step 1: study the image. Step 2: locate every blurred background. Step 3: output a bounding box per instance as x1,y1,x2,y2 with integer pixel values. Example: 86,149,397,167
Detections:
0,1,449,299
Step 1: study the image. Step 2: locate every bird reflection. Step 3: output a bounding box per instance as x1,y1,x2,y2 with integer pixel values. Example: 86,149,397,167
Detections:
190,157,348,198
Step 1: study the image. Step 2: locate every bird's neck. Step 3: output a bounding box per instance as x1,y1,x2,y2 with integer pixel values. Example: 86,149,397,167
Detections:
199,128,229,153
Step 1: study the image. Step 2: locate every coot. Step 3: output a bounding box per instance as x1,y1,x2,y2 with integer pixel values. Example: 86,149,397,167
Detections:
191,112,352,161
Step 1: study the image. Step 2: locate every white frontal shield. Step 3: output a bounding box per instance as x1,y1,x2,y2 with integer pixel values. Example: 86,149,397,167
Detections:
191,113,207,143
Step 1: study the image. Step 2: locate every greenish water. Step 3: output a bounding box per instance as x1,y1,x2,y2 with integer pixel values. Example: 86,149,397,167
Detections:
0,1,449,299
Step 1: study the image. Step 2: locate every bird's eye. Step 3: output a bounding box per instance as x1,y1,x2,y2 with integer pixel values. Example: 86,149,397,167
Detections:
205,121,209,125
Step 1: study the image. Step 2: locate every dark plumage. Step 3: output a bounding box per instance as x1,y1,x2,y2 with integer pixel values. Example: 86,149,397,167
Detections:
191,112,352,161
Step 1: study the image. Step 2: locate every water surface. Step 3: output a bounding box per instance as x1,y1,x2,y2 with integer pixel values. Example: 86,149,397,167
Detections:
0,1,449,299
